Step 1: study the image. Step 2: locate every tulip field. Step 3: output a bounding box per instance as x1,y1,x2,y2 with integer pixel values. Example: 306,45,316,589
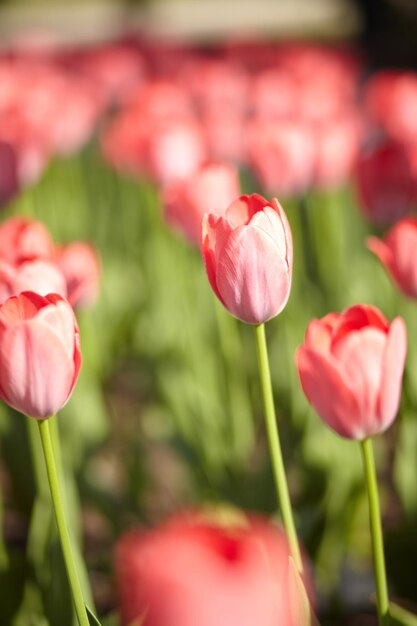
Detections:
1,37,417,626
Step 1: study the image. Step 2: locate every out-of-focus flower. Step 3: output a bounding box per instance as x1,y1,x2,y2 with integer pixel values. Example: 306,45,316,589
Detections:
115,510,312,626
202,193,292,324
0,258,66,304
162,162,240,245
180,57,250,116
101,80,201,182
74,42,147,106
56,241,100,309
311,111,362,191
0,141,19,206
278,43,360,123
251,68,297,120
246,119,314,197
355,139,417,225
296,304,407,440
147,118,206,184
367,218,417,299
0,291,82,418
203,110,247,164
0,217,54,264
126,79,194,121
365,71,417,142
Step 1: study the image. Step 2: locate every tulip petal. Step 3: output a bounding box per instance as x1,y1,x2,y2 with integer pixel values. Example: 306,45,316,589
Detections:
226,194,268,227
332,327,386,435
296,346,363,439
216,225,290,324
201,214,233,305
378,316,407,430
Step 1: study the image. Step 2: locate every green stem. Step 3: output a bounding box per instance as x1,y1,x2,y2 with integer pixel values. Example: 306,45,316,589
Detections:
360,438,390,625
38,418,89,626
254,323,302,572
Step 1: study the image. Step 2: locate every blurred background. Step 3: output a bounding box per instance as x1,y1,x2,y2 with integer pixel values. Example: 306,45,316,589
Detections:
0,0,417,625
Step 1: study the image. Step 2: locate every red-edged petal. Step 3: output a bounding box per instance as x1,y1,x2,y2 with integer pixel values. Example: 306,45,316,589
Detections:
296,345,363,439
377,316,407,430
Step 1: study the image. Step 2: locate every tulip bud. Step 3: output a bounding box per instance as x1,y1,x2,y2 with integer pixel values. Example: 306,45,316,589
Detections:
296,304,407,440
0,292,82,418
202,193,293,325
115,510,312,626
367,217,417,299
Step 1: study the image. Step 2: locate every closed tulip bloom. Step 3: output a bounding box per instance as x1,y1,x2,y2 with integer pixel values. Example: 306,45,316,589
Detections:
0,291,82,418
56,242,101,309
202,193,292,324
296,305,407,440
367,218,417,299
162,162,240,245
115,511,311,626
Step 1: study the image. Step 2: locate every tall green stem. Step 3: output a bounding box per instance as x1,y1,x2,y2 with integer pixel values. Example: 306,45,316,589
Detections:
254,323,302,572
38,418,89,626
360,438,389,626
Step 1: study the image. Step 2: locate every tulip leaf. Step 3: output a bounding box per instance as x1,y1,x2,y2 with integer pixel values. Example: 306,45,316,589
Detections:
86,605,104,626
389,602,417,626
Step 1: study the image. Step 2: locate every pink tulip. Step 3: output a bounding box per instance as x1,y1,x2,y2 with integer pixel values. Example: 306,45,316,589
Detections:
0,217,54,264
310,110,362,191
115,510,311,626
296,305,407,439
0,291,82,418
147,118,206,184
202,193,293,324
365,71,417,142
367,218,417,299
355,139,417,225
56,241,101,309
0,258,67,304
162,162,240,245
0,141,19,205
246,118,315,197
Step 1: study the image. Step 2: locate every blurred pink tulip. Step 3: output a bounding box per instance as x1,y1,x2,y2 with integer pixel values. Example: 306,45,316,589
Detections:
368,218,417,299
277,43,360,123
56,241,100,309
311,111,362,190
203,110,247,164
251,68,297,120
296,305,407,439
202,193,292,324
180,57,249,116
366,71,417,142
0,217,54,264
162,162,240,245
0,141,19,205
147,118,206,184
247,119,315,197
0,258,66,304
74,42,146,105
115,510,311,626
355,139,417,225
0,291,82,418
